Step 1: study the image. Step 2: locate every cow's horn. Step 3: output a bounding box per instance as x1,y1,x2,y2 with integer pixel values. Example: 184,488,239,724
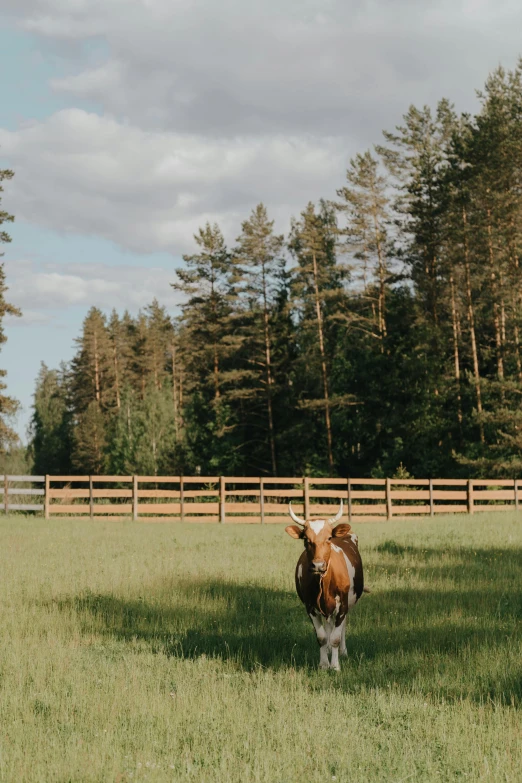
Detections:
288,502,306,526
327,500,344,525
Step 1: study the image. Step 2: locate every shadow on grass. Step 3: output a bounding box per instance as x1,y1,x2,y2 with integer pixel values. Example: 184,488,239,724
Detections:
61,580,313,670
54,544,522,704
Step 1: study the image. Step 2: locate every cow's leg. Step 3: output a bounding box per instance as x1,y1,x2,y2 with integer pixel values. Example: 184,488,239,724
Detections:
309,613,330,669
329,617,343,671
339,616,348,657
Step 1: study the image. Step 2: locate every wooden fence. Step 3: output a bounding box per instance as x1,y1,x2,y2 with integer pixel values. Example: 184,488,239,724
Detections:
1,475,521,522
0,475,46,513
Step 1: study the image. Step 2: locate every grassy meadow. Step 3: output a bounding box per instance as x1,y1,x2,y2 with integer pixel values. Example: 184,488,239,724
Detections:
0,512,521,782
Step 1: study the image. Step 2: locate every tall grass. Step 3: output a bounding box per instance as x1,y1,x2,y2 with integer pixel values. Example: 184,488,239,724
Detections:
0,513,521,781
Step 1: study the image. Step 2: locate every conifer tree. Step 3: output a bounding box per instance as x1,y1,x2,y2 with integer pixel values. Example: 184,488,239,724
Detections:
289,200,346,471
0,168,21,449
106,310,134,412
378,101,455,330
336,151,392,346
173,223,232,401
128,311,149,399
106,386,140,475
445,120,485,440
73,400,107,473
234,203,285,474
132,385,177,476
143,299,173,391
173,223,248,471
30,363,73,474
71,308,112,413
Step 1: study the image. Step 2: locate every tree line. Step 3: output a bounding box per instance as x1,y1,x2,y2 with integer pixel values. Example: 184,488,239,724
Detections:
28,63,522,478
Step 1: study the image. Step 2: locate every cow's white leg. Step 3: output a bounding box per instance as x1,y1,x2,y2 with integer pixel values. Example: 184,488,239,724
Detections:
309,613,330,669
329,620,343,671
339,617,348,657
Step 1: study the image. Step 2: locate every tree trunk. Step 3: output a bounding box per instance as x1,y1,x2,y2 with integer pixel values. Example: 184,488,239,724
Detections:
262,266,277,475
153,348,159,390
312,251,334,470
93,331,101,404
487,209,504,380
371,203,387,344
509,221,522,379
210,281,220,401
213,344,220,400
112,345,121,411
462,207,484,443
449,272,463,426
171,342,178,439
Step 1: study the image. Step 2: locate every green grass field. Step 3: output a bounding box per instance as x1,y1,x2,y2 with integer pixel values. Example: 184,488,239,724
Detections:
1,512,521,782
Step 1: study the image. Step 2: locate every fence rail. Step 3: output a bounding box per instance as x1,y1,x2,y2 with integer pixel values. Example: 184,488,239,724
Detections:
0,475,521,522
0,475,45,513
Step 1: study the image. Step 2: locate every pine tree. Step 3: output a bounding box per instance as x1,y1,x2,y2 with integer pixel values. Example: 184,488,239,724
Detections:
71,308,112,413
143,299,174,391
445,119,485,440
0,169,21,449
234,203,285,474
132,385,177,476
453,63,522,469
377,99,466,449
106,310,134,412
172,223,248,472
30,363,72,474
378,101,457,330
106,386,138,475
73,400,107,474
336,151,393,346
289,200,347,471
173,223,232,401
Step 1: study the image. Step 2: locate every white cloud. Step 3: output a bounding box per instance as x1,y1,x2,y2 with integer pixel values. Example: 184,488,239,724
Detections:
5,0,522,139
0,109,346,253
1,0,522,261
4,256,182,316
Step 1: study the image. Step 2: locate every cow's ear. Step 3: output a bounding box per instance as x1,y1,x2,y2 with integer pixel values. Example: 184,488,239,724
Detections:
285,525,304,539
332,523,352,538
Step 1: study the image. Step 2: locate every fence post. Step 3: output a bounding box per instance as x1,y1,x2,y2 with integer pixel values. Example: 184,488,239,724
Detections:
304,477,310,520
386,477,392,520
514,479,519,511
347,478,352,524
429,478,434,517
467,479,474,514
219,476,225,524
89,476,94,519
44,475,50,520
132,475,138,521
260,477,265,524
180,476,185,522
4,474,8,515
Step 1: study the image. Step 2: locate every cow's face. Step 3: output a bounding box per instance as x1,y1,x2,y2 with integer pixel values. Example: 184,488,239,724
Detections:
286,519,352,575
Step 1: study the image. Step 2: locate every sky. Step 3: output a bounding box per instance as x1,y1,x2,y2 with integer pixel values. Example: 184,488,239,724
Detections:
1,0,522,441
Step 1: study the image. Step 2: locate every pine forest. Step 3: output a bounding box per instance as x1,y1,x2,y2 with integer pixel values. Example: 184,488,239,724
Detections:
27,64,522,478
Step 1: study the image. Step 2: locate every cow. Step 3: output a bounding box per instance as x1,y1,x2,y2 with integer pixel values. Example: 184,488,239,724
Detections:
285,499,367,670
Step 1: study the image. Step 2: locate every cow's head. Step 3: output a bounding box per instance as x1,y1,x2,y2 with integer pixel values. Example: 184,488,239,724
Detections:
285,500,352,575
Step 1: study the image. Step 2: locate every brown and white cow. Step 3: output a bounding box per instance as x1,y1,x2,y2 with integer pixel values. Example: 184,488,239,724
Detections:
285,499,366,670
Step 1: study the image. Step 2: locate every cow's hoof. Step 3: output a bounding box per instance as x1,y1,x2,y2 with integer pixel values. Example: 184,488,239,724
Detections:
319,661,330,670
331,664,341,672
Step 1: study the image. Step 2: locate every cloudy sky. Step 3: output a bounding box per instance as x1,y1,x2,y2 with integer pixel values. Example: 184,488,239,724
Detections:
1,0,521,440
